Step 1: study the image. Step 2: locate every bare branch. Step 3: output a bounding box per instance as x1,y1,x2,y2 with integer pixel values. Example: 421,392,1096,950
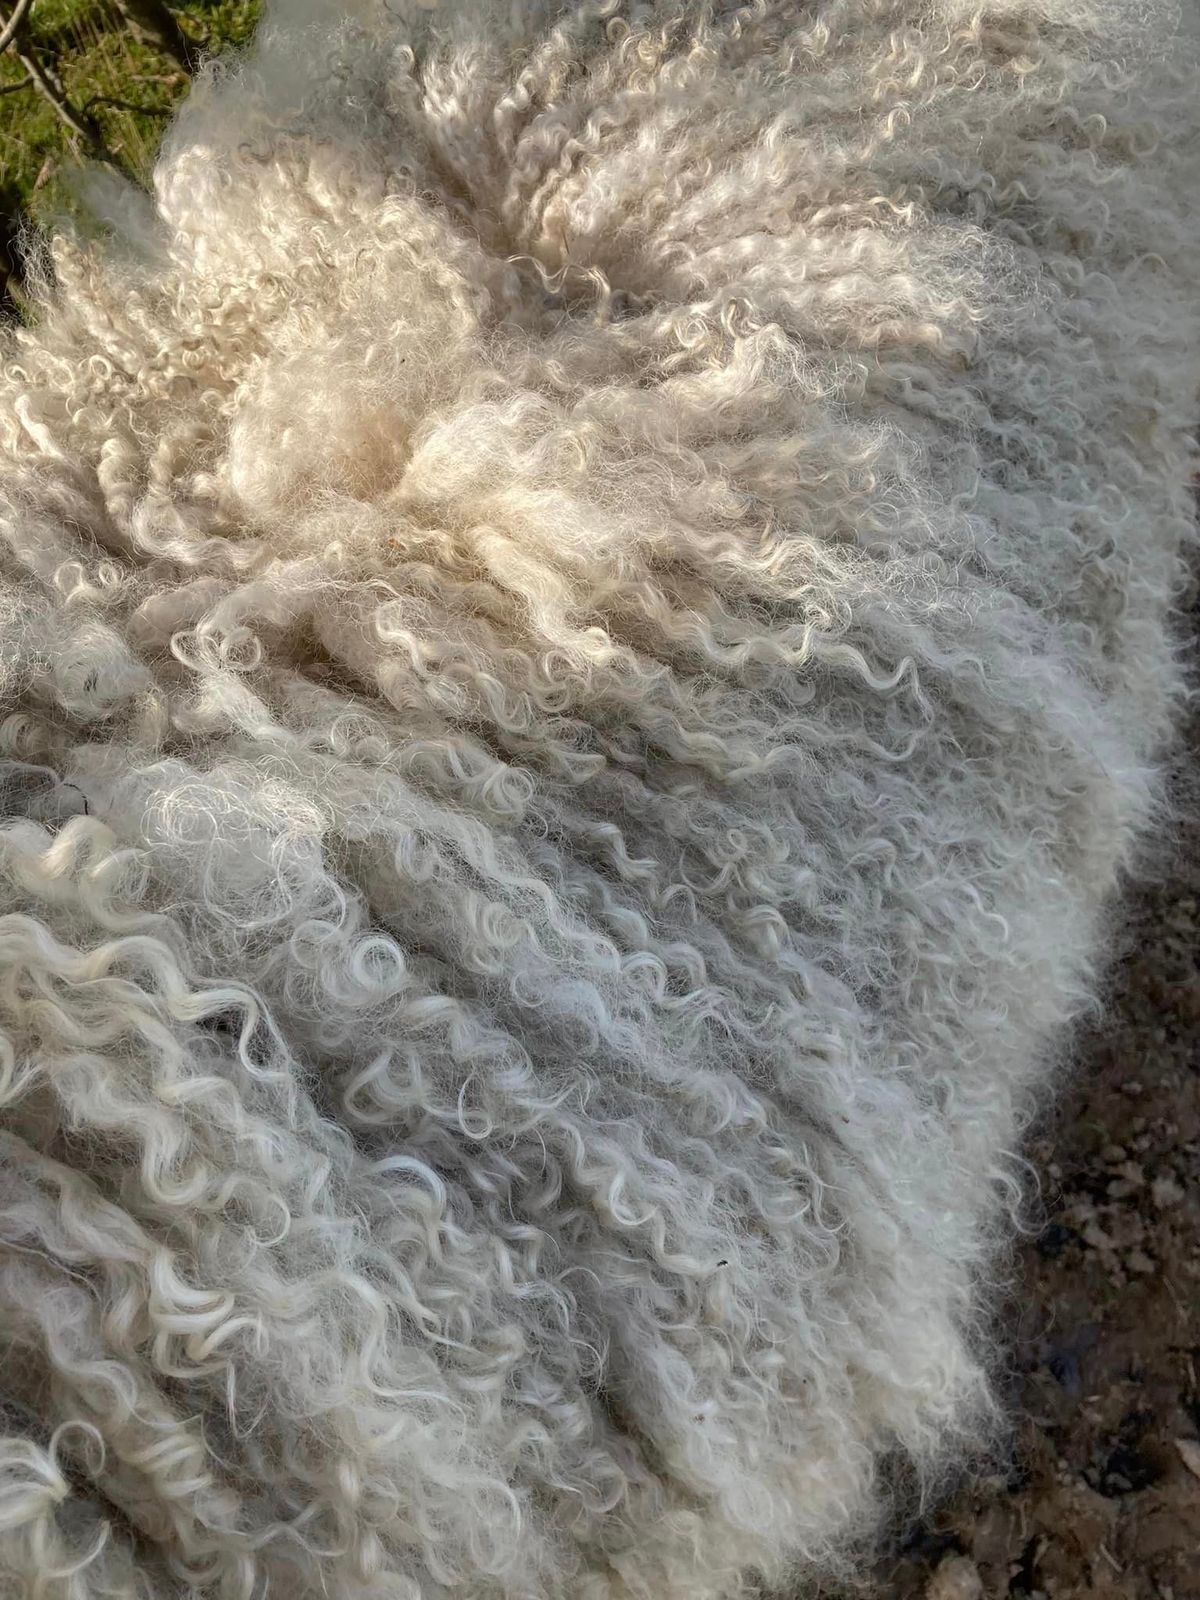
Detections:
0,0,34,57
109,0,195,72
14,42,116,162
81,92,171,118
0,72,32,93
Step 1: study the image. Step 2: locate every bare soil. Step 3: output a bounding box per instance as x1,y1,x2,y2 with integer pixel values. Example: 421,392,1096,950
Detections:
871,719,1200,1600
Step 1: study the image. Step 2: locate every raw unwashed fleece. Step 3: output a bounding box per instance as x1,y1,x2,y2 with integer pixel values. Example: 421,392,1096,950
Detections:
0,0,1197,1595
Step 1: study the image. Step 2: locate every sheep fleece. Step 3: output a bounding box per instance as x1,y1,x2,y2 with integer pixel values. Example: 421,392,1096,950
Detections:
0,0,1197,1595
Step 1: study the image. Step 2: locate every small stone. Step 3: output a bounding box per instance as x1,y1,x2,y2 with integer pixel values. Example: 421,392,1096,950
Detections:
1152,1174,1184,1209
1175,1437,1200,1483
925,1553,984,1600
1108,1161,1145,1198
1082,1219,1115,1252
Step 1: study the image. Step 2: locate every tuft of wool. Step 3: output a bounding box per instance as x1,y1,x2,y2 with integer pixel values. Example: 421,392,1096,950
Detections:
0,0,1198,1595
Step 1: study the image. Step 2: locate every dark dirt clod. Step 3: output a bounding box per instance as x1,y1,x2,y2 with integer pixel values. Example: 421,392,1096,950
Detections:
868,688,1200,1600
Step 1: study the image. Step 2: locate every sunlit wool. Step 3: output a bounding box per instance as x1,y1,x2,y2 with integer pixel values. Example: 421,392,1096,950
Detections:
0,0,1197,1595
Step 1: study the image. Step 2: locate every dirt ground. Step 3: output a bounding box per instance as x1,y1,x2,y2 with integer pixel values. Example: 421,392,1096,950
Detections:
869,711,1200,1599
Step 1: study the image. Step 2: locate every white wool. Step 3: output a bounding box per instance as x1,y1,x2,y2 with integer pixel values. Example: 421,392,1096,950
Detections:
0,0,1197,1595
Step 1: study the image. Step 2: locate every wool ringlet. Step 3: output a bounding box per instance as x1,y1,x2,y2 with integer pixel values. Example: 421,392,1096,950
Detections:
0,0,1197,1594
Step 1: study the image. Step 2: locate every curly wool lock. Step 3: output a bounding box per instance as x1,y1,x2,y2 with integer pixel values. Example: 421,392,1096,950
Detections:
0,0,1198,1594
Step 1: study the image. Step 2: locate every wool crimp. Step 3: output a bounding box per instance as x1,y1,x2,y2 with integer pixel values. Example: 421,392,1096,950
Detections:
0,0,1197,1596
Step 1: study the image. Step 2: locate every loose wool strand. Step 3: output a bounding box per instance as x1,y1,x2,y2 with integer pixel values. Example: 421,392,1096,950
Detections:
0,0,1197,1596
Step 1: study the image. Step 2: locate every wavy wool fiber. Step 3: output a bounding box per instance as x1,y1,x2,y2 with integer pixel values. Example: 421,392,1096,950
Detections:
0,0,1198,1595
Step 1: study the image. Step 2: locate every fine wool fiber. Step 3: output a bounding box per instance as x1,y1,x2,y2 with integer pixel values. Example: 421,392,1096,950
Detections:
0,0,1198,1596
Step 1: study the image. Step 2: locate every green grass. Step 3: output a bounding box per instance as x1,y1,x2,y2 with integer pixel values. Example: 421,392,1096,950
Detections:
0,0,259,225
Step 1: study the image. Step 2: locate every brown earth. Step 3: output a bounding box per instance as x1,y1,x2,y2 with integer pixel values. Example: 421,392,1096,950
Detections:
869,678,1200,1600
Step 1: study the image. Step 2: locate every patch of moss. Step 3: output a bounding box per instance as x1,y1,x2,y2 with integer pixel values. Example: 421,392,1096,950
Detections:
0,0,259,220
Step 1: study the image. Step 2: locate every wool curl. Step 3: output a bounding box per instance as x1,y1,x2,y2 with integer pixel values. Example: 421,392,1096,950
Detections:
0,0,1198,1595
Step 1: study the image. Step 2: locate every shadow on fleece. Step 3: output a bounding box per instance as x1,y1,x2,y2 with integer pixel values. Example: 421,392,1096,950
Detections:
0,0,1197,1595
